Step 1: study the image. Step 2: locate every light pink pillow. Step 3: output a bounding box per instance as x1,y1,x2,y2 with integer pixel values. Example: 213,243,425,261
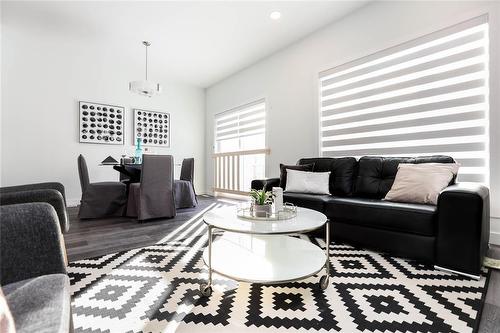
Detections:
384,163,459,205
0,288,15,333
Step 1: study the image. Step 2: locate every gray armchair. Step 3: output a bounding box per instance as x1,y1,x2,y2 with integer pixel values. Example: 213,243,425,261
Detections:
78,154,127,219
0,182,69,233
0,203,72,333
0,182,67,204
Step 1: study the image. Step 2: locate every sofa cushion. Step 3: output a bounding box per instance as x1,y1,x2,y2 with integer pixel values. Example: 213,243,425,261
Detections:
298,157,357,196
325,197,437,236
354,155,455,199
3,274,71,333
283,192,332,212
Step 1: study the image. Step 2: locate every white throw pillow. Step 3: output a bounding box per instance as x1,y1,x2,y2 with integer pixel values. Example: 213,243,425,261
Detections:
285,169,331,195
384,163,460,205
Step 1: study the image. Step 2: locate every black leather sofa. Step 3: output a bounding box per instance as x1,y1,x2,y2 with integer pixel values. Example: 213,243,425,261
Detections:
251,156,490,277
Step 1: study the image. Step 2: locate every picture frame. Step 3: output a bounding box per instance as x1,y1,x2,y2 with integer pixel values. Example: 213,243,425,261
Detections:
79,101,125,145
133,109,170,147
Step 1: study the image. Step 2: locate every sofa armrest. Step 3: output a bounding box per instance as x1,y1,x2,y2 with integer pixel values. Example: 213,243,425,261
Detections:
0,182,67,206
436,182,489,276
251,178,280,192
0,189,69,233
0,203,67,286
251,179,266,191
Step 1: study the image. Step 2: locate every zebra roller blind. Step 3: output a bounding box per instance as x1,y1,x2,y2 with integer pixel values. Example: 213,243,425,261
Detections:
215,99,266,152
319,15,489,183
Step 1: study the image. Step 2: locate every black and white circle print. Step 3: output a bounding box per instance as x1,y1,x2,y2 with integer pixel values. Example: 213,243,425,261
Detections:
133,109,170,147
69,204,490,333
79,101,124,145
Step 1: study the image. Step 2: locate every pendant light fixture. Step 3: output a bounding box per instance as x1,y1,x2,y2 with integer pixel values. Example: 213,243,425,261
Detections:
129,41,162,97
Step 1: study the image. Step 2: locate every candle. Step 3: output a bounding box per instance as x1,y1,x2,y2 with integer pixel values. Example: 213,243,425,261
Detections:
273,187,284,213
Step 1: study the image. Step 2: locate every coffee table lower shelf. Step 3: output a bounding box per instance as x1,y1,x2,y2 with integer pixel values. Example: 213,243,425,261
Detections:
200,233,329,296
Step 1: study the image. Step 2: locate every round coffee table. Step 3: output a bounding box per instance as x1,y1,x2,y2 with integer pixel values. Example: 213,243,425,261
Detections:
199,206,330,296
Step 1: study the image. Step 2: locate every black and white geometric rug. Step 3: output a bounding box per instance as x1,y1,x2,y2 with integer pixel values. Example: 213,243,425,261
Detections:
69,203,490,333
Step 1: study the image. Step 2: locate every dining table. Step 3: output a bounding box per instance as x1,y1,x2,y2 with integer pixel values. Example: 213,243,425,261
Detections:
112,164,142,183
100,163,180,184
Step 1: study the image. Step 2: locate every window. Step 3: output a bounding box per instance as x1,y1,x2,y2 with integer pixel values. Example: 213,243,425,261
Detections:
215,99,266,153
214,99,267,193
319,15,489,183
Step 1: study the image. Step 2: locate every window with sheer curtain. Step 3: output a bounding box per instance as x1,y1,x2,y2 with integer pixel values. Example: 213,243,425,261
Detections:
214,99,266,153
319,15,489,183
214,99,266,193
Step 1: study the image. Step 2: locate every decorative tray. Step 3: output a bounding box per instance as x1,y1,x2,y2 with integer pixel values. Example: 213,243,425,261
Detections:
237,203,297,221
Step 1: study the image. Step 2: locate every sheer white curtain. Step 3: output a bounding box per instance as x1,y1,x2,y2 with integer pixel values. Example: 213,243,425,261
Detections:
319,15,489,183
214,99,267,192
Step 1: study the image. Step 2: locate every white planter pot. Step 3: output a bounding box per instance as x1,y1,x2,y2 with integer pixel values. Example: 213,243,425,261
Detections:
253,204,272,218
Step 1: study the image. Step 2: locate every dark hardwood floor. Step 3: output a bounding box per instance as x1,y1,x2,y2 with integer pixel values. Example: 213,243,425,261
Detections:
65,195,217,261
64,197,500,332
479,245,500,333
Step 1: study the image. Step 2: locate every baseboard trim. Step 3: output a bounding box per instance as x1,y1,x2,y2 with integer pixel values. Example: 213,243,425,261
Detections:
67,198,80,208
434,265,480,280
66,193,213,208
490,231,500,246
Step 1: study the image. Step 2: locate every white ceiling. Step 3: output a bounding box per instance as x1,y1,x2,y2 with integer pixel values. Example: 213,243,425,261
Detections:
4,1,369,87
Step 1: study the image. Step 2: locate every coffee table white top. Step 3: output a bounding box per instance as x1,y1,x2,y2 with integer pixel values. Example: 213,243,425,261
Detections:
203,233,327,283
203,206,327,234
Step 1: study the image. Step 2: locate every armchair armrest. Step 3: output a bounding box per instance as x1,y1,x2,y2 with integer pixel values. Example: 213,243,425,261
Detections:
436,182,489,276
251,178,280,192
0,182,67,206
0,203,67,286
0,189,69,233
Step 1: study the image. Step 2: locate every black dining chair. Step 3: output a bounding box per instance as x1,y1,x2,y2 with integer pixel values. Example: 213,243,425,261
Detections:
174,158,197,208
77,154,127,219
126,154,176,221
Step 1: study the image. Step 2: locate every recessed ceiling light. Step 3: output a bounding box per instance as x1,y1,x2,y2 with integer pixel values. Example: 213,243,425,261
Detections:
270,11,281,20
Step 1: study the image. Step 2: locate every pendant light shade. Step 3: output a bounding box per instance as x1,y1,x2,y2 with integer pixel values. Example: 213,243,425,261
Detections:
129,80,161,97
129,41,162,97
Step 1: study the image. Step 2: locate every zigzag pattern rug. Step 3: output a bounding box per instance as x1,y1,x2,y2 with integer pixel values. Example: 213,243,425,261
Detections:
69,202,490,333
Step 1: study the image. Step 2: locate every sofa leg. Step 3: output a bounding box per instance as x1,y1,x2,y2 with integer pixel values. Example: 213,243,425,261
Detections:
434,265,481,280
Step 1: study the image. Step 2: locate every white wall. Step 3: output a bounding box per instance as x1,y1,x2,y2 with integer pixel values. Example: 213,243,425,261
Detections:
205,1,500,243
1,3,206,205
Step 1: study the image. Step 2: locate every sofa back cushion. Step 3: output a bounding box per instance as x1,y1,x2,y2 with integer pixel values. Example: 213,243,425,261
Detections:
355,155,455,199
297,157,357,196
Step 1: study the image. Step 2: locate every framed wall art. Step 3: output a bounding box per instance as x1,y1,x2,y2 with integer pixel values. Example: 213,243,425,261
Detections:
133,109,170,147
79,101,124,145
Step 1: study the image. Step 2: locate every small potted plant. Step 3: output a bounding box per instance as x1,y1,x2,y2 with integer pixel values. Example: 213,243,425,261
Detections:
250,189,273,217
